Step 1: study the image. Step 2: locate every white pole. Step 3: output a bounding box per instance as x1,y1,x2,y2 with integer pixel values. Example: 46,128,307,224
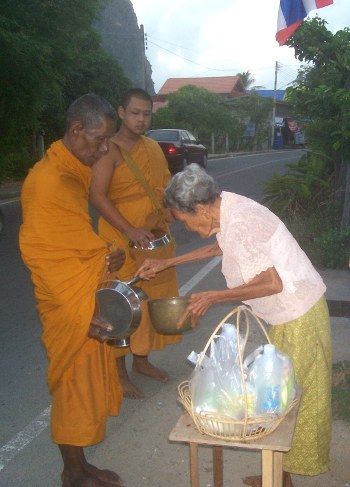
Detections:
270,61,278,149
140,24,147,90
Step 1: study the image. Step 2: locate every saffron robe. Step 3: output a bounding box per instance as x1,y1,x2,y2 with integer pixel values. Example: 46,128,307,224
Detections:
98,136,181,357
19,140,122,445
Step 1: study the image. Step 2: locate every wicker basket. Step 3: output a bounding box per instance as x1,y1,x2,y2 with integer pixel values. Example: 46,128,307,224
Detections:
178,305,300,442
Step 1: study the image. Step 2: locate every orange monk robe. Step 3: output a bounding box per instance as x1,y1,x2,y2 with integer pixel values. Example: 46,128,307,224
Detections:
98,135,181,357
19,140,123,446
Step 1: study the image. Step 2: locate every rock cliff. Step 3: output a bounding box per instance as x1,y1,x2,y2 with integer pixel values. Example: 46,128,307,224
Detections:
95,0,155,94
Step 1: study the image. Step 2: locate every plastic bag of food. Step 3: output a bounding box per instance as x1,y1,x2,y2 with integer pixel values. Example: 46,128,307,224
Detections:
189,324,249,419
246,344,297,415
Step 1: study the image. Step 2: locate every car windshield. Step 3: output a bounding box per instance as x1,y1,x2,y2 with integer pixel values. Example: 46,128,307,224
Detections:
148,130,179,142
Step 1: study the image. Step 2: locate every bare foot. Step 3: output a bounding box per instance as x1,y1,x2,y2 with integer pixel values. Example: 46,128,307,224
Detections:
132,355,169,382
120,375,144,399
116,356,144,399
243,476,262,487
84,464,124,486
243,472,293,487
283,472,294,487
62,471,110,486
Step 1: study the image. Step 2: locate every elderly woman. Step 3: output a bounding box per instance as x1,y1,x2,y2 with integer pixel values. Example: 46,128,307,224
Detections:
137,164,332,487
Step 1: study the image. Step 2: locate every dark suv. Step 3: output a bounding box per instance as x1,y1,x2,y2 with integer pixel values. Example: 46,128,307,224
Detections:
146,129,207,173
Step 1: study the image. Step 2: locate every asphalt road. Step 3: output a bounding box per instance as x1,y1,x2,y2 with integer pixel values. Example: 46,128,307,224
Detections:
0,149,304,485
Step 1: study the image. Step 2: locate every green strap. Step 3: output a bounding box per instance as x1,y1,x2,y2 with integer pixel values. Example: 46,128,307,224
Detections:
119,146,163,214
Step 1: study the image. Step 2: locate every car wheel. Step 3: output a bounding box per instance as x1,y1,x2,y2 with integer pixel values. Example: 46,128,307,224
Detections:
201,154,207,168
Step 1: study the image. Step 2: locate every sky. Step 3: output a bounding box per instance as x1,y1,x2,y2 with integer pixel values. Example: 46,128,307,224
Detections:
131,0,349,93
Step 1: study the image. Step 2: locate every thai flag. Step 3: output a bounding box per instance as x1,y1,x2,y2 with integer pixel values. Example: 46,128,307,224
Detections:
276,0,334,46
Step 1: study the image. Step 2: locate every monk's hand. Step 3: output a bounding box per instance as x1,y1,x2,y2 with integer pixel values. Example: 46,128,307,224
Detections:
125,227,154,249
88,316,113,342
176,292,218,329
136,258,169,280
106,248,125,273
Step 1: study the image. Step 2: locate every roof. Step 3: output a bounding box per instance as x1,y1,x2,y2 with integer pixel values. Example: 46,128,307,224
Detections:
254,90,285,101
158,76,245,96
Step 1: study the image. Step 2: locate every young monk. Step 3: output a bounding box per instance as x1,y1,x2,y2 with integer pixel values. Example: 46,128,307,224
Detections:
90,88,181,399
20,94,126,487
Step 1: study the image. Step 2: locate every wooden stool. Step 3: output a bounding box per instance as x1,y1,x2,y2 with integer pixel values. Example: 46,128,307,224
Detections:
169,406,298,487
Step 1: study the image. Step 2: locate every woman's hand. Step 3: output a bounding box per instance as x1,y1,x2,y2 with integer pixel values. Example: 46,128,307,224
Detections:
106,248,126,273
125,227,154,249
136,258,170,279
177,291,219,329
88,316,113,342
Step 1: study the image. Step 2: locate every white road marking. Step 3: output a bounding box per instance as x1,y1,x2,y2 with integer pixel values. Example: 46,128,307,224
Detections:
0,197,20,206
215,157,293,179
0,256,222,472
0,406,51,471
179,256,221,296
209,150,288,161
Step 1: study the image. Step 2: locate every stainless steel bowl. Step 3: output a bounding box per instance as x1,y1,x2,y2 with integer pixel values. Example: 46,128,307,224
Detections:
148,296,193,335
129,228,172,251
95,277,147,347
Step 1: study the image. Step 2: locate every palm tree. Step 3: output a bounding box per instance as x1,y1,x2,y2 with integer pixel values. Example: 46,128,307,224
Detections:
237,71,264,91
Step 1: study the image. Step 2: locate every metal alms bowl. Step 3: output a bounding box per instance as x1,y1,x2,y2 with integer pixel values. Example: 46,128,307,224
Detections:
148,296,192,335
129,228,172,251
95,277,148,347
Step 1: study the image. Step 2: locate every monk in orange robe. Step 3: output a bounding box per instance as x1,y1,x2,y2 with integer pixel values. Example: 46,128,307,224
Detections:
90,88,181,399
19,94,126,487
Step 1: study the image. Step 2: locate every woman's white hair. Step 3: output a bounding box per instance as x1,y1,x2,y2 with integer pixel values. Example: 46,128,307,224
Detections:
164,163,220,213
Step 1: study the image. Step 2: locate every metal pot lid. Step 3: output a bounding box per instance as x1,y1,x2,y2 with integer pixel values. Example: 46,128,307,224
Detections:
96,290,134,331
95,277,146,337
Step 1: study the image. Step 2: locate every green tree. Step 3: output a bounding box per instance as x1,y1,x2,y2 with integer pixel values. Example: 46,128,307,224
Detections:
0,0,130,181
285,18,350,231
231,92,272,150
263,18,350,267
152,107,176,129
152,85,240,149
237,70,263,90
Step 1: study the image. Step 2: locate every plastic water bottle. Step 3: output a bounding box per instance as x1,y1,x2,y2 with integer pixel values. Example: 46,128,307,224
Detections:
255,344,283,415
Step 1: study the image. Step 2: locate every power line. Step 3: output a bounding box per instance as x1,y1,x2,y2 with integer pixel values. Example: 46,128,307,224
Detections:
147,34,199,54
148,39,240,72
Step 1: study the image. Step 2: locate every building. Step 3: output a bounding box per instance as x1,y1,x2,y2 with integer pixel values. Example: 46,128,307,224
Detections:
152,75,246,112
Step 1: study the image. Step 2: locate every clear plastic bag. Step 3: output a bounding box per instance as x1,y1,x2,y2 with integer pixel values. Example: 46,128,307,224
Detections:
190,324,249,420
246,344,297,415
190,325,296,420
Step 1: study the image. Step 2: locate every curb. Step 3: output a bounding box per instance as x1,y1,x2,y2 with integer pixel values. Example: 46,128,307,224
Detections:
0,189,22,202
208,149,274,160
0,182,23,202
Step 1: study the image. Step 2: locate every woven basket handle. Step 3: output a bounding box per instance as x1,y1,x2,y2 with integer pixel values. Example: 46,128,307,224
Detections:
197,306,249,366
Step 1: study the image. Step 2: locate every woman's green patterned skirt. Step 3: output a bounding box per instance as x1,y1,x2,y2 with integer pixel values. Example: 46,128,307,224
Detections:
269,296,332,476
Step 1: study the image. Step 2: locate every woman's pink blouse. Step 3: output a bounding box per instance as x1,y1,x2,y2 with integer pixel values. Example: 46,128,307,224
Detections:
216,192,326,325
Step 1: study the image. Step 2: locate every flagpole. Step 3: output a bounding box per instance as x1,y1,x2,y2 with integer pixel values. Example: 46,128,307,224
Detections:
270,61,278,149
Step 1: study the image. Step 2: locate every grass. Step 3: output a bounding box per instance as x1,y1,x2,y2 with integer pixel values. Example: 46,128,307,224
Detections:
332,361,350,421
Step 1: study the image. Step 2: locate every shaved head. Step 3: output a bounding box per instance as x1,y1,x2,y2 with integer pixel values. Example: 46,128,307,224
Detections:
66,93,117,131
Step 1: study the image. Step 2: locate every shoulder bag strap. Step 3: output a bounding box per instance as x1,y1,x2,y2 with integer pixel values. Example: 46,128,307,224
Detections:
118,145,164,216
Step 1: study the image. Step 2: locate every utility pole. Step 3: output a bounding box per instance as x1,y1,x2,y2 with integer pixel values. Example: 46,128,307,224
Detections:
341,160,350,230
270,61,278,149
140,24,147,91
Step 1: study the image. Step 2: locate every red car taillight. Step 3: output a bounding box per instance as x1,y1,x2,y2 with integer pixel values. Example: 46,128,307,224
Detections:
167,144,177,154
